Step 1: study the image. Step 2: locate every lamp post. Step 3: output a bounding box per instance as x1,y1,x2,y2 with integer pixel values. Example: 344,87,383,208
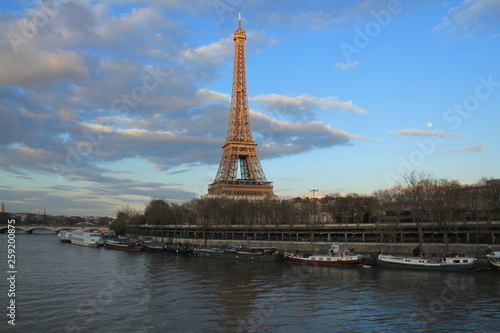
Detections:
309,189,319,224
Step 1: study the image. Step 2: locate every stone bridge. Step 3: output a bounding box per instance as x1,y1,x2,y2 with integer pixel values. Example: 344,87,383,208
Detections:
0,225,109,234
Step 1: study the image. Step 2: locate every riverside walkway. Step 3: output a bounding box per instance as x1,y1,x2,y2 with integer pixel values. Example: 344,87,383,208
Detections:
129,220,499,245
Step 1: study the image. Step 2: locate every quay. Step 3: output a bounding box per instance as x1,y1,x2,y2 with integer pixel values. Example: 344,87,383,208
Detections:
2,221,497,256
129,220,500,256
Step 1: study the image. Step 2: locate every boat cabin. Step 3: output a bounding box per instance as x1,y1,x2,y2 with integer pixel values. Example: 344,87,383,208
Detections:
444,257,474,264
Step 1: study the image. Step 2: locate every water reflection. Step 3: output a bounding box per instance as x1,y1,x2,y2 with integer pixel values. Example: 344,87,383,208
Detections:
3,234,500,333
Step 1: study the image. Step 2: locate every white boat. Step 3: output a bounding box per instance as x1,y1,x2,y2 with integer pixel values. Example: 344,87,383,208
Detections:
70,229,103,247
486,251,500,259
58,230,72,243
284,245,365,266
375,253,477,271
486,251,500,271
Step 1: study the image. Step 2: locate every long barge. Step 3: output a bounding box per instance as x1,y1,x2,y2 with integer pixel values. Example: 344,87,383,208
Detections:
193,246,282,262
284,244,365,266
374,254,477,271
104,240,142,252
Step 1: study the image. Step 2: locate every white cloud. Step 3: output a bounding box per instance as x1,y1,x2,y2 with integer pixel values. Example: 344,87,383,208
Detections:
389,129,458,138
450,144,484,153
181,38,233,65
434,0,500,38
251,111,376,159
0,47,87,85
58,109,80,120
252,93,368,118
335,60,359,70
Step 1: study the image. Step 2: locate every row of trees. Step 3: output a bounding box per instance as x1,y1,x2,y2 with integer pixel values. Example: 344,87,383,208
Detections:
376,173,499,251
111,173,500,236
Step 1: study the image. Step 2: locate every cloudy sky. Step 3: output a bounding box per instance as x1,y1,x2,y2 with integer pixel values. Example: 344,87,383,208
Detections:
1,0,499,216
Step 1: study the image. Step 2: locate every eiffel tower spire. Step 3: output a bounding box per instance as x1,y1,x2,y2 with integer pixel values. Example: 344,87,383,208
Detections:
208,12,275,199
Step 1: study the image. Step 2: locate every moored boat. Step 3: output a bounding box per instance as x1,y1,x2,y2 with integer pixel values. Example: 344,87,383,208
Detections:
142,242,193,254
104,239,143,252
58,230,72,243
284,244,365,266
70,229,103,247
486,251,500,271
193,246,282,261
487,257,500,271
100,230,116,240
374,253,477,271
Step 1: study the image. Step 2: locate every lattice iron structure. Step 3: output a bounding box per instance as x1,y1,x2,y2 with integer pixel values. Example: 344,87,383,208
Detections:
208,13,275,199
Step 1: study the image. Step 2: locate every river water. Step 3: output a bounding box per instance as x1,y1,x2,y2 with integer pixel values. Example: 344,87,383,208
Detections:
1,232,499,333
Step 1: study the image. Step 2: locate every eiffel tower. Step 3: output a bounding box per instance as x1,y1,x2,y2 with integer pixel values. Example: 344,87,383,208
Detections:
208,12,275,199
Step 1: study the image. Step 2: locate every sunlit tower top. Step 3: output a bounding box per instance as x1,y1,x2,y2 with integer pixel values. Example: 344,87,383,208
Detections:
207,12,275,199
226,11,252,143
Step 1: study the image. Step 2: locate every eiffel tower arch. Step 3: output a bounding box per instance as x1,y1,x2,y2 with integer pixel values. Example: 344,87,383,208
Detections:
208,12,275,199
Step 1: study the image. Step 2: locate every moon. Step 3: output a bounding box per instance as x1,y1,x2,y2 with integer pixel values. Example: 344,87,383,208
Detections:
427,122,433,127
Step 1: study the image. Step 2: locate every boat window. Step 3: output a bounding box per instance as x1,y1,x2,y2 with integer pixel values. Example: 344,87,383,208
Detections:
453,260,460,263
327,258,331,261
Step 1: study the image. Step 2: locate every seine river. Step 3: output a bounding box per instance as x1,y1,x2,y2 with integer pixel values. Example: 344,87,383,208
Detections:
1,232,499,332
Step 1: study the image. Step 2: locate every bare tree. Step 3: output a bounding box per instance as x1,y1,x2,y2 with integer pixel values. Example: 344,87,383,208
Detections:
374,188,402,243
478,177,500,222
144,198,172,225
397,171,434,254
427,179,463,251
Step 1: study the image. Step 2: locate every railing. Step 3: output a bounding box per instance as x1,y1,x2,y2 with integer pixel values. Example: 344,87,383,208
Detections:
137,221,500,230
208,179,273,189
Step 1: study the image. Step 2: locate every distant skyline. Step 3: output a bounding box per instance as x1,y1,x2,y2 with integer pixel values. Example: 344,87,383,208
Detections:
1,0,499,216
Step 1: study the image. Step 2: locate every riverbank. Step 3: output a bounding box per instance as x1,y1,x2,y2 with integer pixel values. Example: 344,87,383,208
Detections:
132,236,493,270
133,235,492,256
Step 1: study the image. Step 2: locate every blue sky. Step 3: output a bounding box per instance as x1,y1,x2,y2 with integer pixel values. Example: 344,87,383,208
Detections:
0,0,499,216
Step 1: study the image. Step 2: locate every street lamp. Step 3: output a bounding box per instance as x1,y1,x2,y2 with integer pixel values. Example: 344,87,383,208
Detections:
309,189,319,224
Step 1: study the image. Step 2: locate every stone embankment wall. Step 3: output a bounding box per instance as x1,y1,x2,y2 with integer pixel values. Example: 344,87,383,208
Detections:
135,235,493,257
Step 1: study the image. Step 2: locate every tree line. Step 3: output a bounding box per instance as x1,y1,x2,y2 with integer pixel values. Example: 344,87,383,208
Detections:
110,173,500,236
